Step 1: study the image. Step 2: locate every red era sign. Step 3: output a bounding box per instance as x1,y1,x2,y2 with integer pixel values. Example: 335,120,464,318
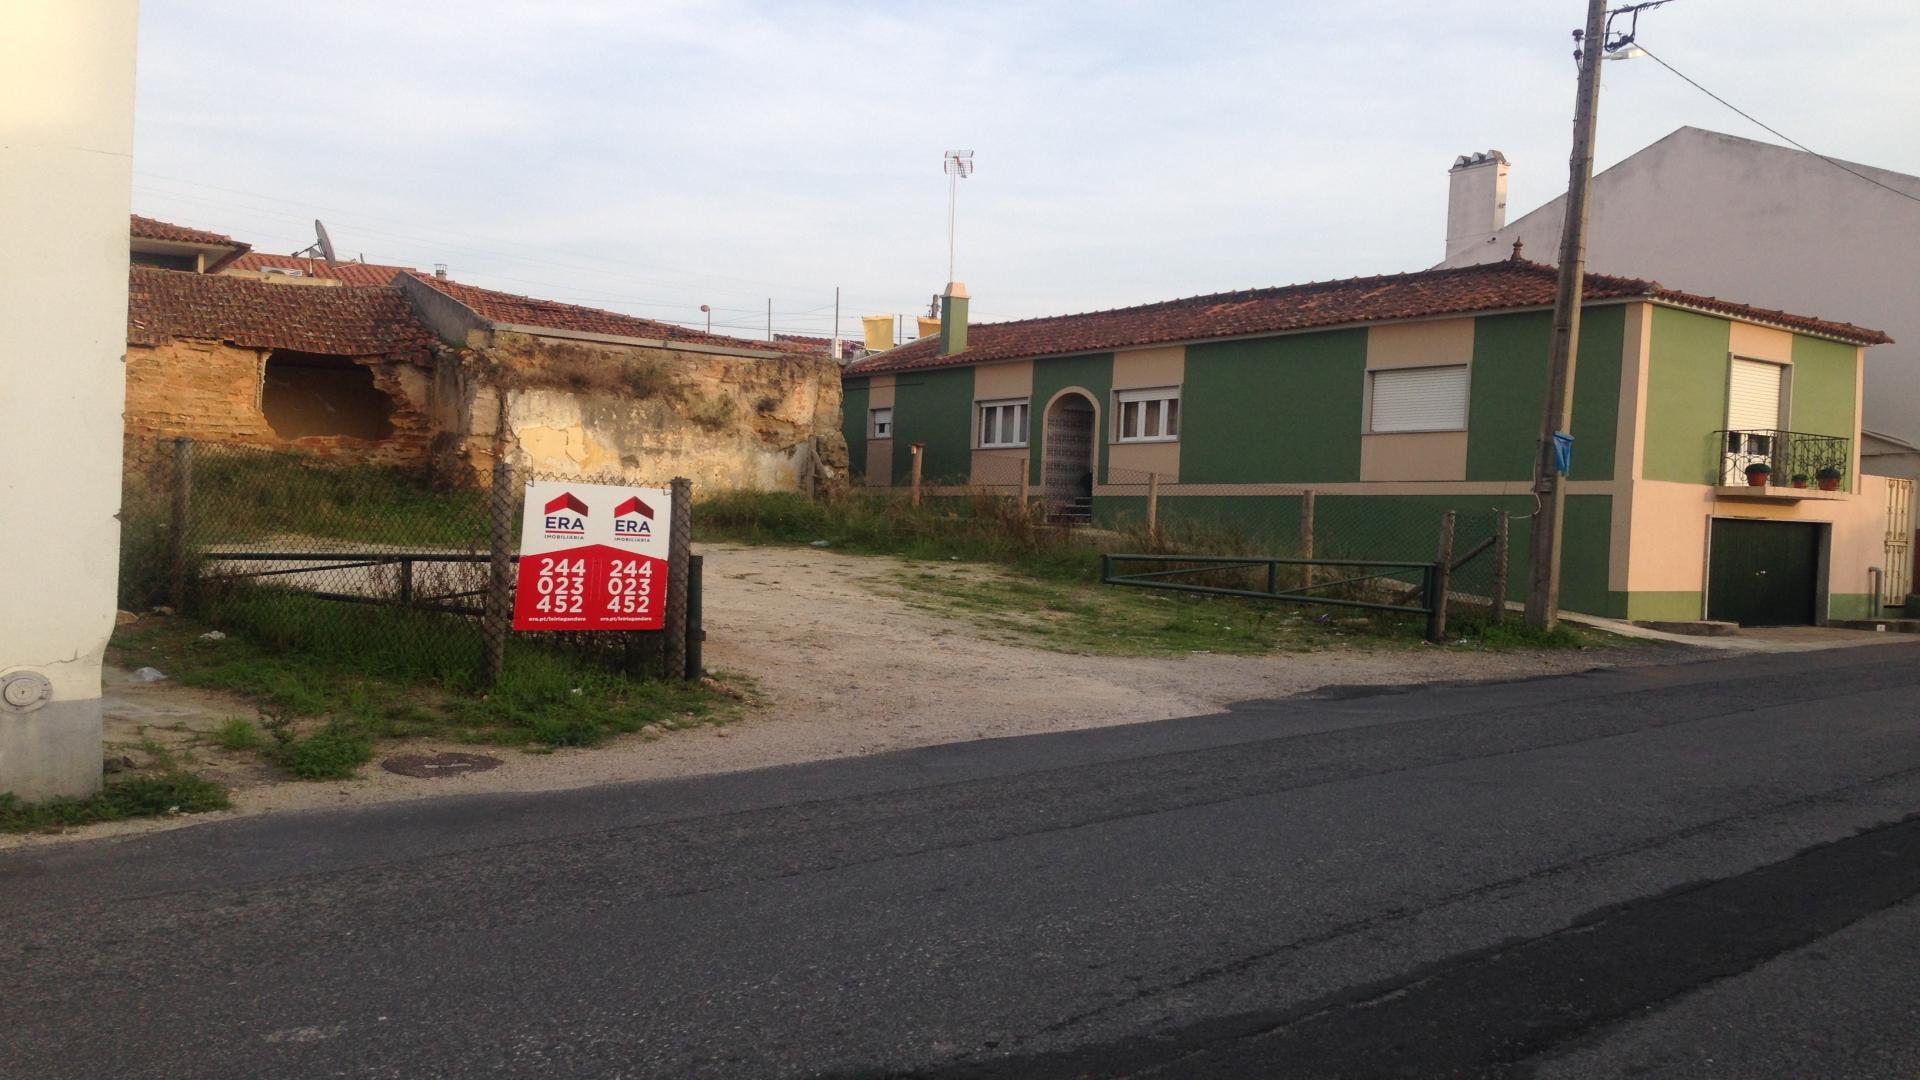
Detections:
511,480,672,632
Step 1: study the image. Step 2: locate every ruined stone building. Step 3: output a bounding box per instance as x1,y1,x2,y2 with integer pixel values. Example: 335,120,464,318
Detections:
121,216,848,491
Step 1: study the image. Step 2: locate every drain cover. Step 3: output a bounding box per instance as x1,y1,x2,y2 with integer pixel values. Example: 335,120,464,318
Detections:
380,752,503,779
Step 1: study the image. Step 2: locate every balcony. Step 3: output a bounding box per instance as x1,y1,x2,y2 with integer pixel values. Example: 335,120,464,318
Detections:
1714,429,1851,500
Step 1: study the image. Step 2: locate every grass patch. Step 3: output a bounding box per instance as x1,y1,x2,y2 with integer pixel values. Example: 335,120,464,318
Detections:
892,566,1428,657
1,772,230,834
108,602,740,781
1449,616,1607,650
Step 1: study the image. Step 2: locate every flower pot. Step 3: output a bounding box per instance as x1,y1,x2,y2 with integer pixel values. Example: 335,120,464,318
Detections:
1791,477,1809,489
1745,473,1769,487
1818,478,1840,491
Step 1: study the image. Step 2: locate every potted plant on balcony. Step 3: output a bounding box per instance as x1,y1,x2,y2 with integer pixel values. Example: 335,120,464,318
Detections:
1744,462,1771,487
1816,465,1844,491
1790,473,1810,489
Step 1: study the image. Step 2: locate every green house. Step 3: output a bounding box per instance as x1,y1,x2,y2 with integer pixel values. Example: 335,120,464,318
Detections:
843,259,1898,625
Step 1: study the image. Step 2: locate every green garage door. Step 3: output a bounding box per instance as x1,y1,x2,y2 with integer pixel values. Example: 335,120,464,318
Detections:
1708,519,1820,626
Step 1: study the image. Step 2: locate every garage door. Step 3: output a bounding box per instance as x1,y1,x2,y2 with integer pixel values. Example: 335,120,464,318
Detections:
1708,519,1819,626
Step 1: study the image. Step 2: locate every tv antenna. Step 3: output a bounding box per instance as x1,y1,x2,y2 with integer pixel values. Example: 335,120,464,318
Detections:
942,150,974,284
291,219,338,265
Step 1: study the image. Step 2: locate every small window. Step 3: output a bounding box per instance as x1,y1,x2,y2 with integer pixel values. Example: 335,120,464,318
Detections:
870,407,893,439
1369,365,1468,433
1115,387,1180,443
978,399,1029,448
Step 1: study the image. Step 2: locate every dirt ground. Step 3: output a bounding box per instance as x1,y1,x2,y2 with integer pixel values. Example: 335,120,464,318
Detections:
7,543,1695,848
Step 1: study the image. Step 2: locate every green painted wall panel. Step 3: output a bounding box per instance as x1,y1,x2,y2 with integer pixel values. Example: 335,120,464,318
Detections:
1789,334,1857,492
1828,593,1875,621
890,366,975,485
1464,308,1625,483
1181,330,1366,483
842,378,869,484
1028,353,1114,484
1642,307,1732,484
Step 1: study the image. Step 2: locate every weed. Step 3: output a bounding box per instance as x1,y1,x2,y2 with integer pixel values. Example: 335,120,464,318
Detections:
267,722,375,781
1,772,230,834
210,717,264,751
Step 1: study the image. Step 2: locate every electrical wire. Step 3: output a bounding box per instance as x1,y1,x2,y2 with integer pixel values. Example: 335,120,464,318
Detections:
1636,44,1920,206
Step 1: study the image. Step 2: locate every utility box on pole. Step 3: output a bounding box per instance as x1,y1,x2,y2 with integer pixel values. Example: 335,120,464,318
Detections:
0,0,139,799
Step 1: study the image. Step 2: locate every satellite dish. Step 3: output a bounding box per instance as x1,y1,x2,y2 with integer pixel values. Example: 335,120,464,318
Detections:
291,219,338,265
314,220,337,265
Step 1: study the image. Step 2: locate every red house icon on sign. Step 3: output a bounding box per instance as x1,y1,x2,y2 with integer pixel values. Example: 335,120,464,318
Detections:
544,492,589,516
614,496,654,520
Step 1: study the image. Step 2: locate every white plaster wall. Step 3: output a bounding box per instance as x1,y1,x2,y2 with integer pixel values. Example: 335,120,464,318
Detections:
1438,127,1920,444
0,1,138,798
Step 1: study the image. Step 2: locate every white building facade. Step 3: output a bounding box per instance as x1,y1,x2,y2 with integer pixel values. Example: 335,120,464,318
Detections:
1438,127,1920,459
0,1,140,798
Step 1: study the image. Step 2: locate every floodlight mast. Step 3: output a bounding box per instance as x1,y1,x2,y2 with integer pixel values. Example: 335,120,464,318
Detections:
943,150,974,285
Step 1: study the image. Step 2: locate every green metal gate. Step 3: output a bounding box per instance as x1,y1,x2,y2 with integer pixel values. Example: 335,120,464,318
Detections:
1707,518,1820,626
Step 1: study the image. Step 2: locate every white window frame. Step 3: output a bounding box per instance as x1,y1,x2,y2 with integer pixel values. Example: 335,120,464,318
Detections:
977,398,1029,449
1367,364,1469,434
869,406,893,440
1114,387,1181,444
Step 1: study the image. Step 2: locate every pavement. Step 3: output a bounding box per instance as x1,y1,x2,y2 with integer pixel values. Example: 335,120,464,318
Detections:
5,640,1920,1078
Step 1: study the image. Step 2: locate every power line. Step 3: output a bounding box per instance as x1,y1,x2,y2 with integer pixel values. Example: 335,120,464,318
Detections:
1636,44,1920,206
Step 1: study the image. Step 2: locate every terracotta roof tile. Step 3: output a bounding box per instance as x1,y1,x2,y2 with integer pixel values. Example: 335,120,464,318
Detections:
226,253,416,286
845,259,1891,375
404,272,820,354
127,266,437,359
129,214,243,248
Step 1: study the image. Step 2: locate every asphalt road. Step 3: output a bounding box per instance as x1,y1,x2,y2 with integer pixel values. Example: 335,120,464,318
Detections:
6,642,1920,1078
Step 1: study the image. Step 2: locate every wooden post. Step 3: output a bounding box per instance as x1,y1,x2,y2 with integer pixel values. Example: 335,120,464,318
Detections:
1427,510,1456,642
1299,490,1316,589
664,476,693,680
1490,510,1511,624
1018,456,1030,512
168,436,194,611
910,443,925,507
481,457,516,687
1146,472,1160,543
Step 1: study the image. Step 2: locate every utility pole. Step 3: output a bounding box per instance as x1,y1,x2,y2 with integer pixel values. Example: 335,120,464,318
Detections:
1524,0,1609,630
766,298,773,342
831,286,842,361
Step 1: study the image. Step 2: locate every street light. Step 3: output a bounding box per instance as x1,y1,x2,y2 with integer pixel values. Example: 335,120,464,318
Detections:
699,304,710,334
943,150,974,285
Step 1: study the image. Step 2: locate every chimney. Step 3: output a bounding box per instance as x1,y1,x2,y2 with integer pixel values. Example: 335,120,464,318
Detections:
939,281,968,355
1445,150,1509,262
433,263,449,280
861,315,893,352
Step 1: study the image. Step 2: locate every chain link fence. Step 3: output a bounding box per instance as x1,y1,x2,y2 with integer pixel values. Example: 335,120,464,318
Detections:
120,437,700,686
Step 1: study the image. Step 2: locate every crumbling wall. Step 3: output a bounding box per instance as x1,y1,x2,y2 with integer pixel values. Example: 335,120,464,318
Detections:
458,331,848,492
123,338,435,467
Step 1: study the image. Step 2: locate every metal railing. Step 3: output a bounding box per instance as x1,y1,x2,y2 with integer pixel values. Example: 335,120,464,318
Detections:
1102,553,1448,640
1715,429,1850,488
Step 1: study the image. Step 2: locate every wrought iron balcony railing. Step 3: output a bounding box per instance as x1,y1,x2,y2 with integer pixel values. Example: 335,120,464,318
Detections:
1715,429,1851,488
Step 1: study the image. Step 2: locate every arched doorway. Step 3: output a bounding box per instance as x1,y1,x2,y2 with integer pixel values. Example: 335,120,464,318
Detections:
1043,392,1097,522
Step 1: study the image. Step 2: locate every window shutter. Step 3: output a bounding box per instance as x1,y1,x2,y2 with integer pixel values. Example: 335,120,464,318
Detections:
1727,359,1784,432
1370,367,1468,433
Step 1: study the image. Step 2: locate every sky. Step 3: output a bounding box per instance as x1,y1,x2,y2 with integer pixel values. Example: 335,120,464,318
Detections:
132,1,1920,343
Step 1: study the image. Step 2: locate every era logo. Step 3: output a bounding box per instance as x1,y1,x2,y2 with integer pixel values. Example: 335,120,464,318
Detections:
544,492,588,534
613,495,654,537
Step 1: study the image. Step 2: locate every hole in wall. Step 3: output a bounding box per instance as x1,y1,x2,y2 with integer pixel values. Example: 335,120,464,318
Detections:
262,351,397,440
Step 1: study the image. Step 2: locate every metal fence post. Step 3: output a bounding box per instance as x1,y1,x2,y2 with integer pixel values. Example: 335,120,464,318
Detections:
1299,490,1316,589
168,436,194,611
665,476,693,680
1146,472,1160,543
1490,510,1511,624
481,458,516,687
1427,510,1456,642
685,553,704,680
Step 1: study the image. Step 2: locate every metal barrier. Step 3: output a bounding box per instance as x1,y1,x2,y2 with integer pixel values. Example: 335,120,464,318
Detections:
1101,553,1448,641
